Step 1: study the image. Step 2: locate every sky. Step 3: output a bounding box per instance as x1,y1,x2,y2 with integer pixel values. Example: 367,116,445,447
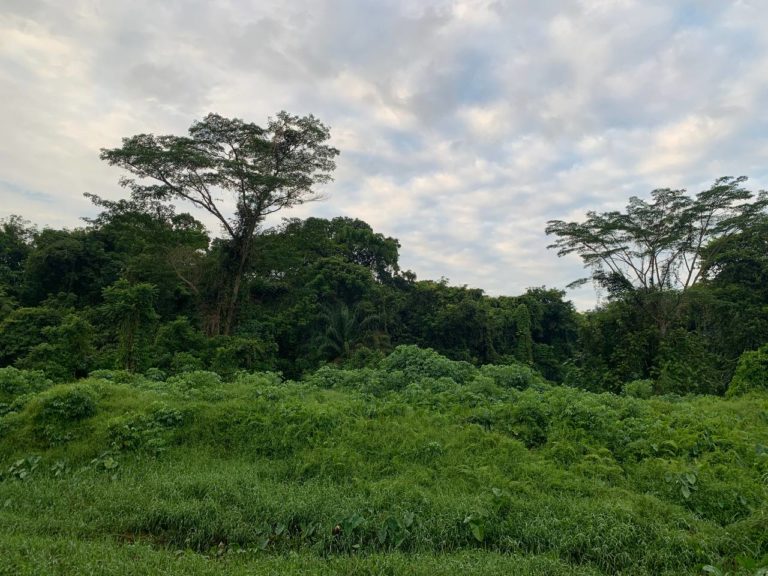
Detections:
2,0,768,309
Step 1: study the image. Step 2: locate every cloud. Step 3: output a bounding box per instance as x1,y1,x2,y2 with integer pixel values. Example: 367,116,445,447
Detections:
2,0,768,309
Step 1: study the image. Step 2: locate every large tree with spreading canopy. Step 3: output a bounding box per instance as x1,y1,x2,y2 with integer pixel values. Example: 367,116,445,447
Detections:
546,176,768,332
101,112,339,334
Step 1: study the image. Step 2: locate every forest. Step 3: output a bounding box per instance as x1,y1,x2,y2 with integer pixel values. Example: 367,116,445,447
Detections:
1,112,767,575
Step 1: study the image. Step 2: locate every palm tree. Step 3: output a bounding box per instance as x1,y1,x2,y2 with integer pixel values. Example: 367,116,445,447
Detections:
318,302,380,361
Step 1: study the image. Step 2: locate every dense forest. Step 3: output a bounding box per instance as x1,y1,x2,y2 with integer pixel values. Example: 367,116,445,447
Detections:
2,113,768,575
1,113,767,396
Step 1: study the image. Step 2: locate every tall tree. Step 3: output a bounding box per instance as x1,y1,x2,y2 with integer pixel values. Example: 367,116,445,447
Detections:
546,177,767,332
100,112,339,334
514,303,534,365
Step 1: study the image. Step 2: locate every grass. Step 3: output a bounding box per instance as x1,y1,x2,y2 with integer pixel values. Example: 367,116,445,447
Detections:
1,348,767,575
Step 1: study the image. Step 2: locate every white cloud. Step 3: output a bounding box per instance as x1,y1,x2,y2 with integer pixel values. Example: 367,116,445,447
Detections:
2,0,768,309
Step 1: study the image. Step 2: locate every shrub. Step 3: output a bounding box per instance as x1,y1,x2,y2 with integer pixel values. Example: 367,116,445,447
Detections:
169,352,205,374
87,369,139,385
0,367,52,401
479,363,542,390
232,371,283,388
622,379,654,399
144,367,166,381
380,345,476,384
37,386,97,423
726,344,768,397
166,370,222,390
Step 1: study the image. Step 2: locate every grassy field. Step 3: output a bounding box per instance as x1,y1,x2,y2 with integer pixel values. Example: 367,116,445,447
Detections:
1,347,767,575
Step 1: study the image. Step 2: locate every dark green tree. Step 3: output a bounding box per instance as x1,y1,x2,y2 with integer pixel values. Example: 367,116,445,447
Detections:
514,303,534,365
101,280,159,371
0,215,34,301
85,193,209,320
318,302,380,362
23,228,118,306
19,313,94,380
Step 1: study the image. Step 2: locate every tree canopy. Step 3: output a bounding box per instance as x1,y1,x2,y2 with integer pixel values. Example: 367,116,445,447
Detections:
100,112,339,334
545,176,768,296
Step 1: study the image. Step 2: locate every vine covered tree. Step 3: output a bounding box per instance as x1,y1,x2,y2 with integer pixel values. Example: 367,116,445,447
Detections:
100,112,339,334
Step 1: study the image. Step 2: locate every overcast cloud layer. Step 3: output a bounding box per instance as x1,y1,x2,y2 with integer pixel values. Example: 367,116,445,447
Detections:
2,0,768,308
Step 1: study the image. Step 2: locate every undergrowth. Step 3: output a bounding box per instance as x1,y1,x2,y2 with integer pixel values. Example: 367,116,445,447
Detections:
1,347,767,575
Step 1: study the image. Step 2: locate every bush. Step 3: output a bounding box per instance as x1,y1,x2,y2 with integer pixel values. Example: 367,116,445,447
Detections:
380,345,476,384
0,367,52,401
169,352,205,374
232,371,283,388
726,344,768,397
166,370,222,390
37,386,97,423
479,363,543,390
144,367,166,381
622,379,654,399
88,369,139,385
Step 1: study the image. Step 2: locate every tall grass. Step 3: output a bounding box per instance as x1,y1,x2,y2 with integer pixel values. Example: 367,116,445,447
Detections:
1,350,766,575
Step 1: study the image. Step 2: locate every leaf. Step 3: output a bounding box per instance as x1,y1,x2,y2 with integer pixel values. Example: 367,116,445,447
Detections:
685,472,697,485
470,521,485,542
681,485,691,500
344,513,365,532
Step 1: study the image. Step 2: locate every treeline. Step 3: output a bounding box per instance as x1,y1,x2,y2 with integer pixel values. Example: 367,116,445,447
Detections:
0,205,577,381
1,111,766,395
1,194,766,395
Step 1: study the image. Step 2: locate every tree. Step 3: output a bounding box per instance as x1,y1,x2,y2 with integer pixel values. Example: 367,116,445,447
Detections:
23,228,119,306
318,302,380,362
101,280,159,371
85,193,209,320
546,177,768,332
100,112,339,334
19,313,94,380
0,216,34,300
514,303,534,365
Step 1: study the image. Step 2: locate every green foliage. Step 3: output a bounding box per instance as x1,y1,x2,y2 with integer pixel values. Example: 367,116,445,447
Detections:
152,317,206,368
0,367,52,402
656,328,724,395
0,350,767,574
546,177,768,296
208,335,277,377
514,303,534,364
101,279,159,371
100,112,339,335
0,305,61,366
727,344,768,397
0,215,34,301
380,345,476,384
22,228,119,306
18,313,95,380
479,363,543,390
36,386,97,423
622,379,654,399
317,302,382,362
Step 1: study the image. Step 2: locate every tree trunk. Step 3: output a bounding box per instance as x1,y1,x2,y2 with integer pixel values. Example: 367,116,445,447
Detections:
221,233,254,336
